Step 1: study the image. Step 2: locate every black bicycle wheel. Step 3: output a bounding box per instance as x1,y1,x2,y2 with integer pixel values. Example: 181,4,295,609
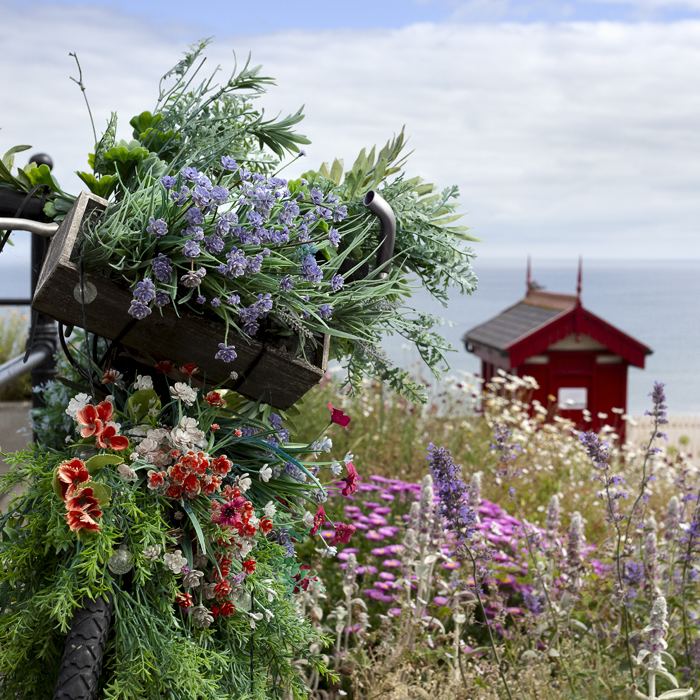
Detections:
53,593,113,700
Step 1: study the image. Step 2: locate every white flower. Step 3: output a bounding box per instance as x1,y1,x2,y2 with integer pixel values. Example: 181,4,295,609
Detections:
230,370,239,381
171,417,206,451
202,582,217,600
344,451,354,465
182,569,204,588
330,461,343,477
322,546,338,559
259,464,272,482
237,538,255,559
170,382,199,406
163,549,187,574
303,511,315,528
249,611,264,629
193,553,209,569
191,604,214,628
117,464,137,481
264,608,274,622
105,395,115,403
142,544,161,562
134,374,154,391
236,473,252,493
65,435,74,444
263,501,277,518
65,393,90,419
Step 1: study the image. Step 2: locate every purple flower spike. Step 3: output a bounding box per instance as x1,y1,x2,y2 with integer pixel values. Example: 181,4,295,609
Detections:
151,254,172,283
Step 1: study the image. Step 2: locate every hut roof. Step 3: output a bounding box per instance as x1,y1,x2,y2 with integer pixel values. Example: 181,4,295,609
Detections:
463,289,651,368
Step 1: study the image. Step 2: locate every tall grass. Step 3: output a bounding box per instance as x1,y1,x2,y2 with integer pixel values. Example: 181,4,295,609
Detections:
0,308,30,401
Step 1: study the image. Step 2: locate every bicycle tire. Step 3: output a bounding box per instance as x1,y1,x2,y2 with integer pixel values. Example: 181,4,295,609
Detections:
53,593,113,700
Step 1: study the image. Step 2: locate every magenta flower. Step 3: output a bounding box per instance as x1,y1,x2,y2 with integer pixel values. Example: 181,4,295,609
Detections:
383,559,402,568
365,530,385,541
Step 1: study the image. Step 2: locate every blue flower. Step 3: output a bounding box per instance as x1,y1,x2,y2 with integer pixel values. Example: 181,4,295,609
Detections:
318,304,333,320
154,290,171,307
211,297,221,308
310,188,324,205
330,273,344,292
184,207,204,226
225,249,246,278
133,277,156,303
226,294,240,306
170,186,189,206
210,186,229,206
333,205,348,223
192,185,212,208
182,167,200,182
279,275,293,292
328,228,341,247
246,254,263,277
196,294,206,304
215,343,238,363
160,175,177,190
146,217,168,238
128,299,151,320
203,235,225,254
151,254,172,283
299,149,307,157
300,254,323,285
221,156,238,171
182,240,201,259
316,205,332,220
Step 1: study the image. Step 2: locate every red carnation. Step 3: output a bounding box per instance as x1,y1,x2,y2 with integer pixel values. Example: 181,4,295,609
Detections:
327,402,351,430
65,509,101,533
259,517,274,535
155,360,174,374
214,580,232,600
75,405,104,439
310,505,326,537
242,559,256,575
219,601,236,617
65,486,102,519
329,522,356,546
181,363,199,377
205,391,226,407
175,592,193,610
341,461,358,497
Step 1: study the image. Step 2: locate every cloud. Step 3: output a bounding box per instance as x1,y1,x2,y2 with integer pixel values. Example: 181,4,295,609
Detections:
1,3,699,263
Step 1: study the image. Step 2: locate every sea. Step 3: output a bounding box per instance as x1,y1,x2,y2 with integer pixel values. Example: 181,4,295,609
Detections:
1,257,699,415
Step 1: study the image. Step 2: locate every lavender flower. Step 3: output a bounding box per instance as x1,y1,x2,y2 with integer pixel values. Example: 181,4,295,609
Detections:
279,275,293,292
184,207,204,226
328,228,341,247
181,167,200,182
160,175,177,190
300,254,323,285
203,235,225,254
310,188,324,205
211,297,221,308
210,186,229,206
180,268,206,288
170,186,189,205
147,217,168,238
330,273,344,292
196,294,206,304
182,240,201,259
225,248,247,278
154,290,171,307
221,156,238,171
215,343,237,363
318,304,333,320
128,300,151,320
427,444,477,553
226,294,240,306
133,278,156,303
333,205,348,223
151,254,172,283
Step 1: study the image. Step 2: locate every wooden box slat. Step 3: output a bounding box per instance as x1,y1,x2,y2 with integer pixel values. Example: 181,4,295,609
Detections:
32,191,328,410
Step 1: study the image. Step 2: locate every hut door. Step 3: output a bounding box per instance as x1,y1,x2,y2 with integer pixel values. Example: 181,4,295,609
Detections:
553,377,592,426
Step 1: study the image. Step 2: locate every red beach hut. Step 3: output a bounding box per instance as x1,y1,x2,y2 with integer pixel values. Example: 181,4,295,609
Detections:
462,261,652,435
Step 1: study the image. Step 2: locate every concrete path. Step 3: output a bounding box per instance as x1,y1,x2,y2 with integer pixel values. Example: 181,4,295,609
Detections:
0,401,31,511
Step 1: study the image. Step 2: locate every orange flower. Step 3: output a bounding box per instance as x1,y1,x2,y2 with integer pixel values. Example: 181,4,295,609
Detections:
65,486,103,519
56,459,90,500
233,429,242,438
65,509,101,533
95,425,129,451
75,405,104,438
211,455,232,477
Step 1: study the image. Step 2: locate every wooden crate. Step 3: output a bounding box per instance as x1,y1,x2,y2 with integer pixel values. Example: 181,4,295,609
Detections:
32,191,329,410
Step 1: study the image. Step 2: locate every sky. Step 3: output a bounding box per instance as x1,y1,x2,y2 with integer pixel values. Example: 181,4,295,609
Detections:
1,0,699,267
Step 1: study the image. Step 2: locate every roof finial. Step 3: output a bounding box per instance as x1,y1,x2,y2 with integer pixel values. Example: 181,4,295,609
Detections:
526,255,531,295
576,256,583,302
